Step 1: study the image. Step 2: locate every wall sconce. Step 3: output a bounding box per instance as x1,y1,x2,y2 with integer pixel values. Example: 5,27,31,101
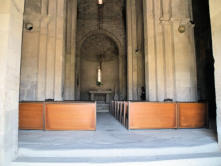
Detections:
25,23,33,31
178,25,185,33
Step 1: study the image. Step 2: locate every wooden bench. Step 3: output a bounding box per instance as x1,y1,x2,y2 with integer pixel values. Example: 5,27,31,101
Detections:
19,102,96,131
128,102,177,129
111,101,208,130
123,101,129,128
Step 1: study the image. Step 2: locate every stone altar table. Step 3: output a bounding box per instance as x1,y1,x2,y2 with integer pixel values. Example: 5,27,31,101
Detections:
89,90,112,103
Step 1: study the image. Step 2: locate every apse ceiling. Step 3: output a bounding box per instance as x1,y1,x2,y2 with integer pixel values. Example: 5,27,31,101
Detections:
80,34,119,62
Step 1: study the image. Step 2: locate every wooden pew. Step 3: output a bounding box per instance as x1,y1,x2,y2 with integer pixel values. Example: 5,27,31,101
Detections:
114,101,118,118
115,101,120,119
117,102,123,121
110,101,115,115
19,102,44,130
128,102,177,129
123,101,129,128
19,102,96,131
119,102,125,123
178,103,208,128
45,102,96,131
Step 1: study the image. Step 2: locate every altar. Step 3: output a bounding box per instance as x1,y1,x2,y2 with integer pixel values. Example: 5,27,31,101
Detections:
89,90,112,103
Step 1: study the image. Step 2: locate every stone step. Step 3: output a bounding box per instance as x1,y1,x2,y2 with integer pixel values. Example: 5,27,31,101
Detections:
15,143,220,158
97,106,109,109
12,156,221,166
97,104,109,107
12,143,221,166
96,104,110,112
96,101,106,104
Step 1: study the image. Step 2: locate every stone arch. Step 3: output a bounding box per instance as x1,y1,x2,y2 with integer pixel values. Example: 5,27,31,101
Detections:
76,30,126,100
77,29,123,59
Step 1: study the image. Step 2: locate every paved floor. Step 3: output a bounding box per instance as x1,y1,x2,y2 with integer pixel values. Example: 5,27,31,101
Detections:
14,113,221,165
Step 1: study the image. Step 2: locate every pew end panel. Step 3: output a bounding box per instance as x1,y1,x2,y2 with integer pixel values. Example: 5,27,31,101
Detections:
19,102,44,130
178,103,208,128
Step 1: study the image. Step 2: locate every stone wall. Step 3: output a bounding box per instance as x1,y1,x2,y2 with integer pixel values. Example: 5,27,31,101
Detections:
127,0,146,100
19,0,66,101
68,0,127,100
209,0,221,148
143,0,197,102
0,0,24,165
19,0,198,102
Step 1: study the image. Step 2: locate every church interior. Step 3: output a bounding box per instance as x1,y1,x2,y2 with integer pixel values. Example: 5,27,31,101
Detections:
19,0,216,127
1,0,221,165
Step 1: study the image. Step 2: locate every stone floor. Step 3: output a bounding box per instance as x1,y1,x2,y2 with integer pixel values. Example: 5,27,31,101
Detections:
13,113,221,166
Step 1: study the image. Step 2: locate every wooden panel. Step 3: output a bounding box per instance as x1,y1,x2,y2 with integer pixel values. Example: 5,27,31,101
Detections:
129,102,176,129
123,102,129,128
45,103,96,130
19,103,44,130
178,103,207,128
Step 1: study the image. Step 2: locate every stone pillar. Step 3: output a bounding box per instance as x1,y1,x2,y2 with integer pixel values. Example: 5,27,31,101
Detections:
37,0,66,101
64,0,77,100
154,0,166,101
71,0,77,100
54,0,66,101
172,0,197,101
126,0,138,100
126,0,133,100
143,0,157,101
143,0,197,102
160,0,176,100
37,0,49,100
45,0,57,99
209,0,221,148
0,0,24,165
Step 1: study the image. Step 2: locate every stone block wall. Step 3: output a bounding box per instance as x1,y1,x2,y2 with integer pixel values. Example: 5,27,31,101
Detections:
19,0,198,102
0,0,24,165
209,0,221,148
143,0,197,102
19,0,66,101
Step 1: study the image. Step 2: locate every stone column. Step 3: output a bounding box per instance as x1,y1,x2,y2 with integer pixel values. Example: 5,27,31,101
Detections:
71,0,78,100
37,0,48,100
127,0,138,100
126,0,133,100
172,0,197,101
209,0,221,149
143,0,157,101
42,0,66,101
160,0,176,100
45,0,57,99
0,0,24,165
54,0,66,101
155,0,166,101
64,0,77,100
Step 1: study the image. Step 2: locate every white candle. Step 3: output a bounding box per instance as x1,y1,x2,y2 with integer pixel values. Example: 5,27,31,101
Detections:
98,69,102,82
98,0,103,5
